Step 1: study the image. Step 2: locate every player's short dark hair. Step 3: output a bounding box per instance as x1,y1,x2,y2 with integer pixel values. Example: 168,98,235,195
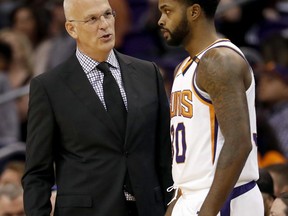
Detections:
182,0,220,18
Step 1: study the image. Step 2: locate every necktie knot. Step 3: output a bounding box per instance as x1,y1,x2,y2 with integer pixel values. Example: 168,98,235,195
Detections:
97,62,111,75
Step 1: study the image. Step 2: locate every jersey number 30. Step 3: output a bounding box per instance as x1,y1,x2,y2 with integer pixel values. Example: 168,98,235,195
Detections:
171,123,187,163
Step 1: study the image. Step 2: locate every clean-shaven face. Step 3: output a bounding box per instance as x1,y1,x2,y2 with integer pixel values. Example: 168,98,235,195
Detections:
65,0,115,56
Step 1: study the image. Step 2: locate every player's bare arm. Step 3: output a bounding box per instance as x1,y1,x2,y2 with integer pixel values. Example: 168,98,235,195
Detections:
196,47,253,216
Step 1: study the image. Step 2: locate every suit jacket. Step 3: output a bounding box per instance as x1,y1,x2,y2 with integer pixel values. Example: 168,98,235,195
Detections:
22,50,173,216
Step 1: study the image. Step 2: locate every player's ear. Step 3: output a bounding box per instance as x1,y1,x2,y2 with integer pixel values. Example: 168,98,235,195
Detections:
188,4,201,20
65,21,78,39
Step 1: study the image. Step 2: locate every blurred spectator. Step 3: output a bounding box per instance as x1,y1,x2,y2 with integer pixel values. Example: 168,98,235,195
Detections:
260,32,288,67
245,0,288,48
109,0,131,49
216,0,267,47
257,112,287,168
239,46,286,167
33,1,76,75
240,46,264,75
0,29,33,142
266,163,288,197
238,46,286,167
257,168,275,216
0,73,20,144
0,41,20,143
270,192,288,216
118,0,165,60
0,28,33,89
33,32,75,76
257,61,288,158
0,160,25,186
0,183,24,216
16,93,29,142
9,4,50,49
0,41,12,71
0,142,25,173
0,0,21,29
47,0,67,37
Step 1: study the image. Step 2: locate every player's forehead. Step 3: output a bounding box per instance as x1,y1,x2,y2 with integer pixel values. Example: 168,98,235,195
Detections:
159,0,182,9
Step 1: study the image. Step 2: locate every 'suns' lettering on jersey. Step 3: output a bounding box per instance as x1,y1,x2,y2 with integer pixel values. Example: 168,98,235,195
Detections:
170,90,193,118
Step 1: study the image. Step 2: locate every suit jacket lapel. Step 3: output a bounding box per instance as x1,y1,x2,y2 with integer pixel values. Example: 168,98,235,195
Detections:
59,55,122,141
115,51,142,147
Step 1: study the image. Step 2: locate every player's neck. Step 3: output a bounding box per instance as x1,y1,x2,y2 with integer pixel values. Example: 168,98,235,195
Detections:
185,26,219,57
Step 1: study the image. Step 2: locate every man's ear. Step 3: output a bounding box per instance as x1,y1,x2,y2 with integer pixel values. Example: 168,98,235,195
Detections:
188,4,201,20
65,21,78,39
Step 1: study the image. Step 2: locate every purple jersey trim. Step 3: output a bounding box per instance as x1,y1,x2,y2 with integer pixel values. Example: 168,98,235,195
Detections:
220,181,256,216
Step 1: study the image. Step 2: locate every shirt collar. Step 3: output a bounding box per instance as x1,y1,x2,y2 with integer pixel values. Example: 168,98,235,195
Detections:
76,48,119,73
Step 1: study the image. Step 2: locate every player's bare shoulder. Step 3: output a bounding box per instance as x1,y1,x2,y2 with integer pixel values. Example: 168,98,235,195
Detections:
196,47,251,93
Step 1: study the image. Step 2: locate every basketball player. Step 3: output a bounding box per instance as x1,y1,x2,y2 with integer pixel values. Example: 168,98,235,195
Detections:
158,0,264,215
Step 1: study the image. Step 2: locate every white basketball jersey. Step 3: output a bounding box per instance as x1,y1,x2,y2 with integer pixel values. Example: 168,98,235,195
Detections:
170,39,259,192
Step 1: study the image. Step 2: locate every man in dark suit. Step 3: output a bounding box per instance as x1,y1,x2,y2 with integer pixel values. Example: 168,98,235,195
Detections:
21,0,173,215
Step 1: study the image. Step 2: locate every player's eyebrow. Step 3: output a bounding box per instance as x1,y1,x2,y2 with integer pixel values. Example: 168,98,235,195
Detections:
159,4,169,10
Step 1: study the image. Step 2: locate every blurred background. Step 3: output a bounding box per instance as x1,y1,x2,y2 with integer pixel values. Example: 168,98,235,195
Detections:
0,0,288,215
